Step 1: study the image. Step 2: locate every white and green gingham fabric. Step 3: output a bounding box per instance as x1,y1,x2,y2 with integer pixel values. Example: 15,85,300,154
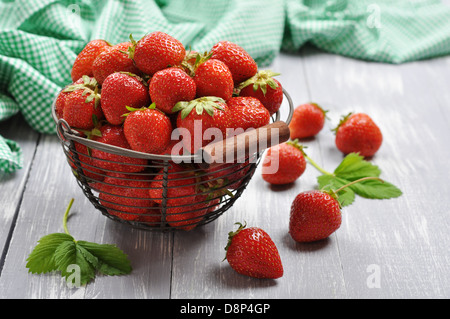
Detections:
1,0,450,173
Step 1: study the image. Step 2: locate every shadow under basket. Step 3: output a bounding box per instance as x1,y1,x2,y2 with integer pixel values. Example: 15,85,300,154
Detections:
53,90,294,231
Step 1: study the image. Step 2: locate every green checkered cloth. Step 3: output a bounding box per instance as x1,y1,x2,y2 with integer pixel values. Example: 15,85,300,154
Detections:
1,0,450,173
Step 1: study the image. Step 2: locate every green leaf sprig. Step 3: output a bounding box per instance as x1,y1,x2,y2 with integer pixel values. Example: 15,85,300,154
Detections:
26,199,132,286
300,147,402,207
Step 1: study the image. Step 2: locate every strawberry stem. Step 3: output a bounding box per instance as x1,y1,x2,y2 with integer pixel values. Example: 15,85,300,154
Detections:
63,198,75,237
304,153,333,176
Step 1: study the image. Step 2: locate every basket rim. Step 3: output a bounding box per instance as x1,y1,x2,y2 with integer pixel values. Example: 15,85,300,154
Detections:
52,88,294,162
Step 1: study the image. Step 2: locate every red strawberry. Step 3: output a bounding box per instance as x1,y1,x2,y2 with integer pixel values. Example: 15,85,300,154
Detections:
174,97,230,154
71,39,111,82
55,77,85,119
131,32,186,76
204,159,253,191
91,124,147,173
238,70,283,115
261,140,306,185
149,67,196,114
92,42,140,85
101,72,150,125
334,112,383,157
289,103,327,139
165,195,209,231
69,141,105,182
123,105,172,155
62,77,103,129
289,191,342,242
224,222,283,279
210,41,258,85
193,58,234,101
98,172,156,221
227,96,270,132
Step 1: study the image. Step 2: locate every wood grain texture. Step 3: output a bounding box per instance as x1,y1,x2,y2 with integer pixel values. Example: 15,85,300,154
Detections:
1,48,449,299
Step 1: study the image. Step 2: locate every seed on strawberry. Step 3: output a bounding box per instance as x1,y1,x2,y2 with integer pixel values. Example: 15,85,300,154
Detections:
227,96,270,132
224,222,283,279
262,140,306,185
238,70,283,115
289,190,342,243
101,72,150,125
123,105,172,155
55,77,85,119
71,39,111,82
210,41,258,85
193,59,234,101
334,112,383,158
91,124,147,173
92,42,141,85
289,103,328,139
130,32,186,76
149,67,196,114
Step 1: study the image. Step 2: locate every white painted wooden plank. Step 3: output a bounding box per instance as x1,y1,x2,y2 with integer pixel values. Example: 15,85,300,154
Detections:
170,53,348,299
0,134,172,298
301,45,450,298
0,114,39,261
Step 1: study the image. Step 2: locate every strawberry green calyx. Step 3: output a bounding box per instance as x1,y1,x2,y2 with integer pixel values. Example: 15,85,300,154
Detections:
182,50,213,77
332,112,353,134
223,222,247,259
172,96,225,120
238,70,281,95
63,75,101,109
286,139,307,154
120,104,157,118
126,33,138,60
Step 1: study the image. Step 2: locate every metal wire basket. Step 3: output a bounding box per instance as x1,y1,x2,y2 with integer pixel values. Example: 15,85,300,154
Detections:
52,89,294,231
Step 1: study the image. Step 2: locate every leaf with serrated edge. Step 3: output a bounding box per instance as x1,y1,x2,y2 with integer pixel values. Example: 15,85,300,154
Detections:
26,233,74,274
334,153,381,180
348,179,403,199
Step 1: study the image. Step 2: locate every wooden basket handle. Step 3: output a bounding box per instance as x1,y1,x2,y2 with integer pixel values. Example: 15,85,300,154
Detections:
199,120,290,168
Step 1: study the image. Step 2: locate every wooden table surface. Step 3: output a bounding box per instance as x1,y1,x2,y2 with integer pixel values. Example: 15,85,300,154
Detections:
0,44,449,299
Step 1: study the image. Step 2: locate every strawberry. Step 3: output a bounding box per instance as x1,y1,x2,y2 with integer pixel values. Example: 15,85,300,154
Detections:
98,172,156,221
69,141,105,182
149,67,196,114
173,96,230,154
193,58,234,101
261,140,306,185
62,77,103,129
123,105,172,155
71,39,111,82
91,124,147,173
210,41,258,85
289,191,342,243
334,112,383,157
101,72,150,125
224,222,283,279
55,77,85,119
289,103,327,139
226,96,270,132
165,195,209,231
203,158,253,191
130,32,186,76
238,70,283,115
92,42,140,85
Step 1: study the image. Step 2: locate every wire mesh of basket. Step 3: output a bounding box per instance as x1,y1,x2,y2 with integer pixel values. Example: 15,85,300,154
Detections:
52,89,294,231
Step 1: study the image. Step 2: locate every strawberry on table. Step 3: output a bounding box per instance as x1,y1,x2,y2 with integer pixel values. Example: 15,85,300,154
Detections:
173,96,230,154
261,139,306,185
130,31,186,76
123,105,172,155
238,70,283,115
224,222,283,279
210,40,258,85
71,39,111,82
92,42,140,85
91,124,147,173
193,58,234,101
101,72,150,125
289,190,342,243
334,112,383,157
289,103,327,139
149,67,196,114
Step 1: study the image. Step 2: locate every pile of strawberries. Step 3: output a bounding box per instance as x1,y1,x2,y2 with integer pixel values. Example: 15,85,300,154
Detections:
55,31,285,231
